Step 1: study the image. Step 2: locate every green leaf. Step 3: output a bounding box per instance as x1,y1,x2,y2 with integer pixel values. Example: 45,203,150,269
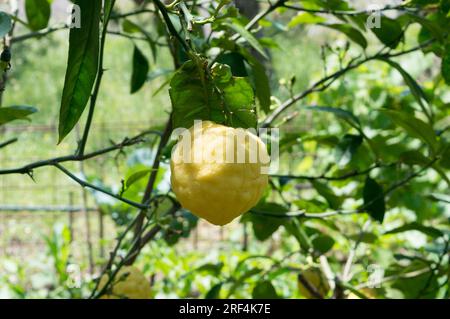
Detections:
25,0,51,31
122,19,157,62
130,45,150,94
408,13,445,43
58,0,101,143
384,222,443,238
224,19,268,59
363,177,385,223
349,232,378,244
284,219,313,251
380,109,438,154
218,75,257,128
170,60,256,129
205,283,222,299
228,268,263,296
104,0,115,22
311,181,343,210
249,203,288,241
324,24,367,49
0,106,37,126
442,49,450,85
252,280,279,299
399,150,429,165
216,52,247,77
378,58,431,119
334,134,363,167
390,261,438,298
288,13,326,28
125,169,151,189
371,17,403,48
0,12,12,38
312,235,335,255
122,19,141,33
196,262,224,276
246,55,271,113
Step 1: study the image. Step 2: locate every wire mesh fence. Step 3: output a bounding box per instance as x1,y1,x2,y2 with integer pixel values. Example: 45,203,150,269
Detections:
0,120,245,270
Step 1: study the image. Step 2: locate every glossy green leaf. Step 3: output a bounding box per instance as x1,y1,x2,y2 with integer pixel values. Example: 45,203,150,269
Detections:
311,181,343,209
349,232,378,244
252,280,279,299
125,169,151,188
249,203,288,241
363,177,385,223
284,219,313,251
0,106,37,126
246,55,271,113
104,0,115,21
312,235,335,255
122,19,141,33
371,17,403,48
130,45,150,94
170,60,256,129
380,109,438,154
58,0,101,142
25,0,51,31
379,58,431,118
224,19,268,59
216,52,248,77
408,13,445,43
384,222,443,238
390,261,438,298
0,11,12,38
219,75,256,128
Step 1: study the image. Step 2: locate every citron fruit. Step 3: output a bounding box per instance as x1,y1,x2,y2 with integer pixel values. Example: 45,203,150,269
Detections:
297,268,330,299
99,266,152,299
170,121,270,226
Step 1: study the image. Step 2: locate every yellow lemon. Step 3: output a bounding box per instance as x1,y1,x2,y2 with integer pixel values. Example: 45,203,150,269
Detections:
297,268,330,299
170,121,270,226
99,266,152,299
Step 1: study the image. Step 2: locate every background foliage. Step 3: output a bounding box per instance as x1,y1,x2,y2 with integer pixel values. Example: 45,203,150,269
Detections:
0,0,449,299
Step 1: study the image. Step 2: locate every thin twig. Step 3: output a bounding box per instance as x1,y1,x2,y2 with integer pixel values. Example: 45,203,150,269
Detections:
53,163,151,210
0,137,18,149
0,130,160,175
252,157,440,219
271,162,392,181
282,3,411,16
262,39,436,127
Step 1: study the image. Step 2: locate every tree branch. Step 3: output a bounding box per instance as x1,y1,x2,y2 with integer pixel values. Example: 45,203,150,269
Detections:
0,130,160,176
282,3,412,16
262,39,436,127
54,163,151,210
252,157,440,219
0,137,18,149
271,162,394,181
